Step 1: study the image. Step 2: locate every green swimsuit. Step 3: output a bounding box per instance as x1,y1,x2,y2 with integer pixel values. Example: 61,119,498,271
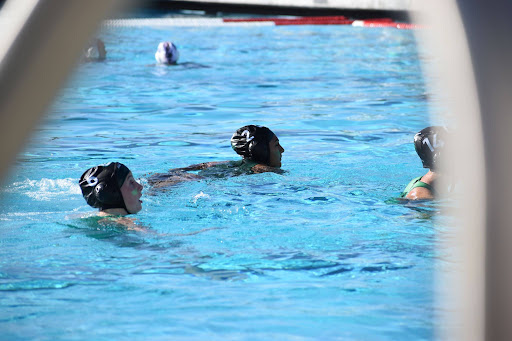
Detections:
400,176,433,198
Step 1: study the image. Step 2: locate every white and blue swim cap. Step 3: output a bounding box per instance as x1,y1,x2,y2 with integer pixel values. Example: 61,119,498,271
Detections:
155,41,179,65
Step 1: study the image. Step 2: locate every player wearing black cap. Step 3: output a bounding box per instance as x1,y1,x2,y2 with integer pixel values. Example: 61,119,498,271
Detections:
148,125,285,189
230,125,284,171
400,126,447,200
79,162,143,215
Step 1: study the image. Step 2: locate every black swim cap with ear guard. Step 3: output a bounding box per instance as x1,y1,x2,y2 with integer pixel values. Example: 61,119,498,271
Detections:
79,162,131,211
414,126,448,171
231,125,275,165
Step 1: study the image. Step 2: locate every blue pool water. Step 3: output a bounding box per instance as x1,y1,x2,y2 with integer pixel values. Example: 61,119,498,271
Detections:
1,21,440,340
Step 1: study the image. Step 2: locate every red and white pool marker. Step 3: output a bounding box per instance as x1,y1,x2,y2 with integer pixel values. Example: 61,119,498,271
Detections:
223,15,353,26
106,16,420,29
224,16,420,29
351,18,420,29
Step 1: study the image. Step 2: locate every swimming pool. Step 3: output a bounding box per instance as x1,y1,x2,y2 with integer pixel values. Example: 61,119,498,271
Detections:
0,19,439,340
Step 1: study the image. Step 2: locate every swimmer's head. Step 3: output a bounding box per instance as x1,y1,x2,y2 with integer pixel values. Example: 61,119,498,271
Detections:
155,41,179,65
231,125,278,166
79,162,131,211
414,126,448,171
83,39,106,61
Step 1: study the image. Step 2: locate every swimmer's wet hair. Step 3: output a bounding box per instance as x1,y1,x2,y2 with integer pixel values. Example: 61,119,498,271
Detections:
231,125,275,165
79,162,130,211
414,126,448,171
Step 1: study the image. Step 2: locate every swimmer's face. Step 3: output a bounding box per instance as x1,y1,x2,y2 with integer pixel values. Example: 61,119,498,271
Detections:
268,135,285,168
120,172,143,214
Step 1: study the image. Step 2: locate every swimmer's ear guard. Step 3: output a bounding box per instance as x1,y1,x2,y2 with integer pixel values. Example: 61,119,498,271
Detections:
231,125,275,165
79,162,130,211
414,126,448,171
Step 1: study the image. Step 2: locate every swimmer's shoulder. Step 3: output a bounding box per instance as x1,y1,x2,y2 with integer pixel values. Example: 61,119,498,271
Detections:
250,164,285,174
405,186,434,200
71,211,119,226
70,212,146,232
97,212,146,230
237,160,284,174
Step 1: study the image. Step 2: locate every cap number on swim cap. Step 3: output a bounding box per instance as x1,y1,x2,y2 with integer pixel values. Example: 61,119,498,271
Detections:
242,130,254,142
85,175,98,187
422,134,444,152
81,167,100,187
84,167,98,187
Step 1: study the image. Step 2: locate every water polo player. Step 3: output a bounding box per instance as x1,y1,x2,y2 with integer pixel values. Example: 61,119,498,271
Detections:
174,124,285,173
82,38,106,62
155,41,179,65
400,126,447,200
148,125,285,188
79,162,143,216
230,125,284,171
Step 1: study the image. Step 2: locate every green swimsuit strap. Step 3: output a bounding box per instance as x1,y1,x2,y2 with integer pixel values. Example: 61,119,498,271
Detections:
401,176,434,198
413,180,433,192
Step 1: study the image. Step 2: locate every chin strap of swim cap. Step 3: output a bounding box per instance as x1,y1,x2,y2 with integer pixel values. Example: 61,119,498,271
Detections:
231,125,275,165
414,126,447,171
79,162,130,211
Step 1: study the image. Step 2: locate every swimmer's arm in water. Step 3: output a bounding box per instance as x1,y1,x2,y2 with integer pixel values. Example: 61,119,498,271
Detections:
251,164,285,174
405,187,434,200
169,226,223,236
147,163,227,189
170,161,232,172
148,171,202,188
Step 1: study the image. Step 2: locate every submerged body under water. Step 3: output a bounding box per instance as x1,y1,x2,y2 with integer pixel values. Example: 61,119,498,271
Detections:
0,22,445,340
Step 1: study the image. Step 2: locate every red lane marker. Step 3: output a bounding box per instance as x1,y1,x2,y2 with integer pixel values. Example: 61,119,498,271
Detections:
224,15,347,22
223,16,420,29
273,18,353,25
354,19,421,29
224,16,353,25
395,23,421,29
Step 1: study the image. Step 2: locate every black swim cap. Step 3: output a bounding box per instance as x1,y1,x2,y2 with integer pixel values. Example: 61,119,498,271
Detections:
231,125,275,165
79,162,131,210
414,126,448,170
